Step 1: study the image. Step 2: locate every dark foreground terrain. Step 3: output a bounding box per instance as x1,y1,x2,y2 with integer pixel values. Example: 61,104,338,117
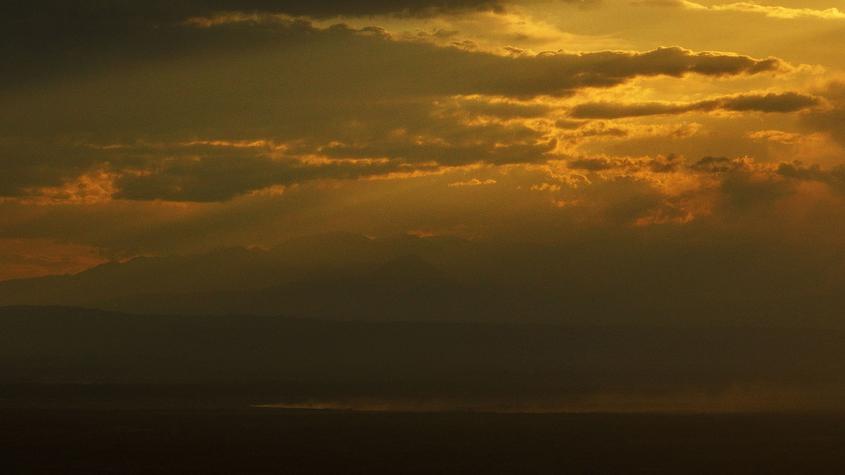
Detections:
4,306,845,473
3,407,845,474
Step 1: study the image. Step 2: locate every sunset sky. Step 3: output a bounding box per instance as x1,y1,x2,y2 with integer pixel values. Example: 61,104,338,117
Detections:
3,0,845,282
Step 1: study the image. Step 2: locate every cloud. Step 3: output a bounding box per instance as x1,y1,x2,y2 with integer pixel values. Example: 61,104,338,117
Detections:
447,97,554,119
567,157,622,171
716,166,794,212
4,1,508,25
0,238,107,281
0,16,789,202
3,10,788,93
803,82,845,147
113,154,406,202
489,46,784,96
6,0,845,327
3,0,614,89
0,1,505,92
565,153,682,174
640,1,845,20
0,139,106,196
724,92,821,112
747,130,806,145
3,147,845,289
777,161,845,194
689,156,753,173
448,178,498,187
570,92,819,119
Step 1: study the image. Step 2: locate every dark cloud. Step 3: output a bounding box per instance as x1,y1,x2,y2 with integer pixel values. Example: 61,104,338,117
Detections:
689,156,750,173
3,22,786,130
804,82,845,147
311,103,556,167
554,119,587,129
0,137,411,202
244,0,507,17
1,1,504,90
571,102,693,119
566,153,681,173
1,0,506,55
722,92,820,113
0,17,787,201
0,139,106,196
0,97,553,201
451,98,554,119
647,153,683,173
3,8,787,93
321,141,556,167
113,155,401,202
568,157,621,171
717,169,793,212
481,47,783,97
570,92,819,119
4,0,505,22
777,161,845,194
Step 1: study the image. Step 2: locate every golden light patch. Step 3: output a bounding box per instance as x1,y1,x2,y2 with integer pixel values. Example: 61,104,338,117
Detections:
5,171,118,206
448,178,498,187
677,1,845,20
0,239,108,282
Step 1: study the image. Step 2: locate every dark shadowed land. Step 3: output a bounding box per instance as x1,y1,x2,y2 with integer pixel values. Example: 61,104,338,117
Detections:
3,306,845,412
4,409,845,475
3,306,845,473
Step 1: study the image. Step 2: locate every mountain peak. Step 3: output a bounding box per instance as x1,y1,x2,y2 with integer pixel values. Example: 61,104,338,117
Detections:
368,254,447,285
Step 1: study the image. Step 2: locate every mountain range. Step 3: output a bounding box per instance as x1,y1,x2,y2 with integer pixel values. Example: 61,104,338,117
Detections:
1,232,843,327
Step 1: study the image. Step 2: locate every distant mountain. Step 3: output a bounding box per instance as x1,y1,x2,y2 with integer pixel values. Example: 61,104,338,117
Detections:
3,232,845,328
0,246,279,307
0,233,474,312
368,254,449,285
96,254,474,320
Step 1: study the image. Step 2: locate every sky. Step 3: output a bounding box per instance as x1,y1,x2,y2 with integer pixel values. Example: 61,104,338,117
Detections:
2,0,845,282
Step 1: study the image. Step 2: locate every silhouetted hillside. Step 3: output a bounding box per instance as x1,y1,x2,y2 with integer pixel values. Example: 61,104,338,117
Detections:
97,253,477,319
0,234,473,313
2,233,845,328
2,306,845,411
